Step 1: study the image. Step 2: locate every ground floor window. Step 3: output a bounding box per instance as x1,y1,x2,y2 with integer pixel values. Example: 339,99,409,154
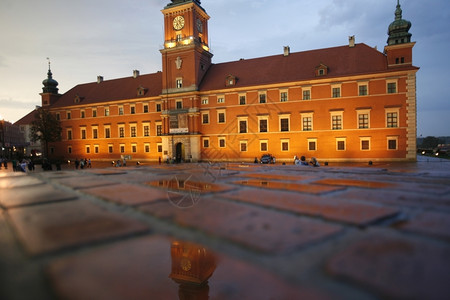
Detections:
387,137,398,150
240,141,247,152
308,139,317,151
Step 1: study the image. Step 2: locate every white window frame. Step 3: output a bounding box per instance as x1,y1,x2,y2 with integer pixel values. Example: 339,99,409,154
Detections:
259,91,267,104
279,114,290,132
387,136,399,150
260,140,268,152
144,143,150,153
336,138,346,151
385,107,400,128
360,137,371,151
357,109,371,129
387,79,398,94
280,90,288,102
280,139,290,152
331,84,342,98
238,116,248,134
217,95,225,103
94,144,99,154
92,126,98,139
202,111,210,124
301,113,314,131
218,137,226,148
201,98,209,105
143,122,150,137
202,137,210,148
118,106,124,115
129,123,137,137
358,82,369,96
308,138,317,151
217,110,226,124
330,111,344,130
258,115,269,133
240,140,248,152
302,87,311,100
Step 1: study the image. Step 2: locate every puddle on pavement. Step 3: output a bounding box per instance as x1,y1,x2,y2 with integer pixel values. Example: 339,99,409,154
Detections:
234,179,343,195
241,173,312,181
147,177,232,194
48,236,309,299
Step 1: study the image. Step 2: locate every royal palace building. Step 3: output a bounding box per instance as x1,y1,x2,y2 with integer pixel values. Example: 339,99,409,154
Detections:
37,0,419,163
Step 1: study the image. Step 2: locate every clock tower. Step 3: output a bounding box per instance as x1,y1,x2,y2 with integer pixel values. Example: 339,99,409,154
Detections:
160,0,212,93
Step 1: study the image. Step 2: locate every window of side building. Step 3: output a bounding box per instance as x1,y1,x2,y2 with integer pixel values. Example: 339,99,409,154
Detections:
104,125,111,138
279,114,290,132
67,129,72,140
301,113,313,131
156,122,162,136
80,127,86,139
104,107,110,116
143,123,150,137
202,137,209,148
67,146,72,154
202,112,209,124
240,140,247,152
302,88,311,100
330,111,343,130
67,111,71,119
308,138,317,151
332,85,341,98
217,110,226,124
280,90,288,102
387,80,397,94
281,139,290,152
239,94,246,105
238,117,248,133
217,96,225,104
176,100,183,109
360,137,371,151
119,106,124,115
336,138,346,151
201,98,209,105
218,137,226,148
358,83,369,96
259,92,267,104
130,124,137,137
92,126,98,139
118,124,125,138
94,145,99,154
357,109,371,129
260,140,268,152
176,78,183,89
387,136,398,150
85,145,90,154
80,110,85,119
156,103,162,112
386,108,399,128
258,116,269,133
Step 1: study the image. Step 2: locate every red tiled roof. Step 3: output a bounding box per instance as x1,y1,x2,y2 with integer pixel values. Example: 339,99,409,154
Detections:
14,109,38,125
199,43,413,91
50,72,163,108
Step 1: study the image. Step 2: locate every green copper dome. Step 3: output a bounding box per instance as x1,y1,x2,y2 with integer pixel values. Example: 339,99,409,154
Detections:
42,68,59,94
387,0,412,45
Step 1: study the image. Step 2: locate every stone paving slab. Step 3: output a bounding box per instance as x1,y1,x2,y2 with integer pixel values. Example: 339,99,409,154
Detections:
396,211,450,240
82,183,168,206
0,184,77,208
221,188,399,226
54,176,116,189
232,179,344,195
47,235,332,300
139,197,342,254
326,232,450,300
7,199,149,255
0,175,45,189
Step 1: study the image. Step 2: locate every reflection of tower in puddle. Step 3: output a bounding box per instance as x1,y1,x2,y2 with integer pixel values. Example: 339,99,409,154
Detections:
169,241,217,300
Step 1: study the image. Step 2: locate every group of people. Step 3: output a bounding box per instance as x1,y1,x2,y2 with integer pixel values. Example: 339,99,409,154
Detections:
0,158,36,172
74,158,91,169
113,158,127,167
294,155,320,167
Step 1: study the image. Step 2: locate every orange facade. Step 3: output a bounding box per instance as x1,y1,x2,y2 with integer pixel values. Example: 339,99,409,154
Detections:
43,1,419,163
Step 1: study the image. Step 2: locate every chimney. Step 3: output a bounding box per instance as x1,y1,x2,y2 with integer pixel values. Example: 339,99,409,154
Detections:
97,76,103,83
133,70,140,78
284,46,290,56
349,35,355,48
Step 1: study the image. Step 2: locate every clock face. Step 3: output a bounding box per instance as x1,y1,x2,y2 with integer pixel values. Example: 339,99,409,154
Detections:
173,16,185,30
196,19,203,33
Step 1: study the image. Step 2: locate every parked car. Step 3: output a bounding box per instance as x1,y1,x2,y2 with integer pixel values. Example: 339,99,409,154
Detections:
260,154,274,164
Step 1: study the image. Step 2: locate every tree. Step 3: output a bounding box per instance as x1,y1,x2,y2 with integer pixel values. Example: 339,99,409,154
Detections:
420,136,443,149
30,108,62,158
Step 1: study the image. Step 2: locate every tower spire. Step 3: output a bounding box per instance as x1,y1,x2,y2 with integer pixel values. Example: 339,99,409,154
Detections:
387,0,412,45
42,58,59,94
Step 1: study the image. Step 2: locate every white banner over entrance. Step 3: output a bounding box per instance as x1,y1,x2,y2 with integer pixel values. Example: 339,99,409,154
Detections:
169,128,188,134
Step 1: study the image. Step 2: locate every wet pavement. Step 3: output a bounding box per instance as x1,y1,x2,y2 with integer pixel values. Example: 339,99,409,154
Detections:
0,156,449,300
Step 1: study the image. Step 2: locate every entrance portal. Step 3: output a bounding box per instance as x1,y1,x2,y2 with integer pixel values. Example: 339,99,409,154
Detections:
175,142,185,163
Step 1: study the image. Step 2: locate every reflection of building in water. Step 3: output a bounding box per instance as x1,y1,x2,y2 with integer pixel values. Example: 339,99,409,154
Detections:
170,241,217,299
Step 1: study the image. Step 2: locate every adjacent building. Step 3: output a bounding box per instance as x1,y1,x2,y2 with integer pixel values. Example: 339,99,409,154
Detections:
35,0,419,163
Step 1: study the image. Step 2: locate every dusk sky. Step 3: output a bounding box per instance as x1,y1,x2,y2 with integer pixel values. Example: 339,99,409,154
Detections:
1,0,449,137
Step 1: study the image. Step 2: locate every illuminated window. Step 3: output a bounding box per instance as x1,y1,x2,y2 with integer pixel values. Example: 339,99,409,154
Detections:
301,113,313,131
176,78,183,89
279,115,290,132
104,107,110,116
156,122,162,136
202,98,208,105
217,97,225,103
387,112,398,128
119,106,124,115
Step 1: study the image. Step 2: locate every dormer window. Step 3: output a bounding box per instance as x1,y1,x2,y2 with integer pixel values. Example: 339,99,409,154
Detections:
137,86,148,96
74,95,83,103
225,75,237,87
315,64,328,77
